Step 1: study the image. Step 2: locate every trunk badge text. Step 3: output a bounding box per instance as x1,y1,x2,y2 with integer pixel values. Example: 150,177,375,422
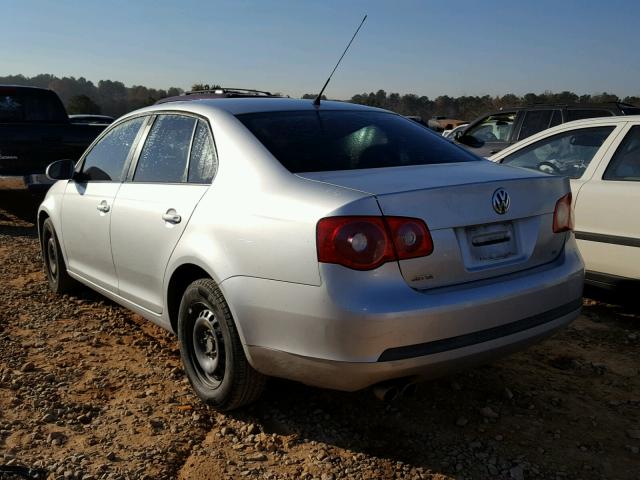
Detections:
492,188,510,215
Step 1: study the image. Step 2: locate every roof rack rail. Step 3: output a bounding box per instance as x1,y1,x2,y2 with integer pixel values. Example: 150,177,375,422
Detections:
154,87,287,105
185,87,276,97
519,102,631,109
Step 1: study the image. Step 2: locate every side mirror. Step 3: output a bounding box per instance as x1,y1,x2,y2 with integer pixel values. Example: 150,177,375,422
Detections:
46,159,76,181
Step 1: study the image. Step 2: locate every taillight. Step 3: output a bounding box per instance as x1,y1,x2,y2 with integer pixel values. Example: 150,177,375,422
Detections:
553,193,573,233
385,217,434,259
317,216,433,270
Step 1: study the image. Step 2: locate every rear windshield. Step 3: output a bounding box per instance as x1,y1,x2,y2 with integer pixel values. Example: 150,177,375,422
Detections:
0,90,67,123
236,110,479,172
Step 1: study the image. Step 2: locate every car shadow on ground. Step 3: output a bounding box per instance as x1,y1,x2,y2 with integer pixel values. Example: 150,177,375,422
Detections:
584,284,639,314
221,359,569,478
0,191,42,238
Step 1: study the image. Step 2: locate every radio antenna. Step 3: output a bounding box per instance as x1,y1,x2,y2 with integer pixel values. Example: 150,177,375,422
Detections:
313,14,367,106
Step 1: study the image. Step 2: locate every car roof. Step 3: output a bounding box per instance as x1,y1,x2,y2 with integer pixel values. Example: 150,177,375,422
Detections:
557,114,640,128
120,97,389,119
479,103,636,119
0,84,54,94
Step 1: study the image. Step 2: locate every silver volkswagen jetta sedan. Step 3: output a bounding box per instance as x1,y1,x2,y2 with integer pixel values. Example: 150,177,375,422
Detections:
39,98,584,410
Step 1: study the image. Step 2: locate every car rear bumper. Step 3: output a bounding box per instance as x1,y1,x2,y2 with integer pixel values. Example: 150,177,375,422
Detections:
247,304,578,391
0,174,54,191
221,237,584,391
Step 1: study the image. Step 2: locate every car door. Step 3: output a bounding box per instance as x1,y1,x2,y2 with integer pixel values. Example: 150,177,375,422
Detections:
110,114,217,313
457,112,517,157
574,123,640,280
60,116,146,292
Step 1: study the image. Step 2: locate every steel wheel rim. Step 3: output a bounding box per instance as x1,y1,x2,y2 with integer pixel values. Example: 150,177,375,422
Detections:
190,305,225,387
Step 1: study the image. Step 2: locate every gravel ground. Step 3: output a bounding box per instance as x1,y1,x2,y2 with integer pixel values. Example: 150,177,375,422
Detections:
0,192,638,480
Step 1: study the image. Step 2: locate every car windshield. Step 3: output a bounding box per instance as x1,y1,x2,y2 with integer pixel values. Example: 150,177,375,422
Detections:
236,110,479,173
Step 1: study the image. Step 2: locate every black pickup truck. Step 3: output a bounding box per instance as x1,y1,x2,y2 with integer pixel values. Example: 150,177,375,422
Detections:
0,85,106,190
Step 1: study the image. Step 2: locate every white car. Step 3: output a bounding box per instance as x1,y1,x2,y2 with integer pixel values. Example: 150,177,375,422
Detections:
491,116,640,288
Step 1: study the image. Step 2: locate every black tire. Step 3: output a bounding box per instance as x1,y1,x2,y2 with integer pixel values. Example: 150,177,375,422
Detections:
41,218,77,294
177,278,266,411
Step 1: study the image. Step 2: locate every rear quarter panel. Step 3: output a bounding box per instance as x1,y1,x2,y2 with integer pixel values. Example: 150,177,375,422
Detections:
163,108,376,310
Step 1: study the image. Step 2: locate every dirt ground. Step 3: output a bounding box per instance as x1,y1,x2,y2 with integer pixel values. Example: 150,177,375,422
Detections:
0,192,638,480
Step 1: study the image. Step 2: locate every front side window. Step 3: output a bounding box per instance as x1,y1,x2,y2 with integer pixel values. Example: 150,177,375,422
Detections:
603,125,640,181
81,117,145,181
464,112,516,144
236,110,479,173
134,114,196,183
501,126,614,179
518,110,557,141
188,120,217,183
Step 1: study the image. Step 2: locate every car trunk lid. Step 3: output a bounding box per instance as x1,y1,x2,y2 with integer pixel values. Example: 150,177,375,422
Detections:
298,161,570,289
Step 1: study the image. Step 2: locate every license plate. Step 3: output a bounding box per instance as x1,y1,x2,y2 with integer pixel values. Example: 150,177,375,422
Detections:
466,222,517,262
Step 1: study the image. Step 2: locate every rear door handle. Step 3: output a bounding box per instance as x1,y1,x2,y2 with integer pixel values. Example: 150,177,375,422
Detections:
96,200,110,213
162,209,182,224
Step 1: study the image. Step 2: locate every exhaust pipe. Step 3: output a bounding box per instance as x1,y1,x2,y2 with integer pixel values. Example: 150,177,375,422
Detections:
372,379,418,402
373,383,401,402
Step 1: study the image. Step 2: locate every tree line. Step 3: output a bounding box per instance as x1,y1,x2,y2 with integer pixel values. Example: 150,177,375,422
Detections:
346,90,640,122
2,74,638,121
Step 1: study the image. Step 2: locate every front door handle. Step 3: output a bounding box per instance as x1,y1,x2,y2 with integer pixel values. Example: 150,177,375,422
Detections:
162,209,182,224
96,200,110,213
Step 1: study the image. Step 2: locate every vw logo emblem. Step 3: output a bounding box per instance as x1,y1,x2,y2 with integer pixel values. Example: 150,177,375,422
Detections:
492,188,510,215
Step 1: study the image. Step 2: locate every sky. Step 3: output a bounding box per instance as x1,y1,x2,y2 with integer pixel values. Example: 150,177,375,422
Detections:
2,0,640,99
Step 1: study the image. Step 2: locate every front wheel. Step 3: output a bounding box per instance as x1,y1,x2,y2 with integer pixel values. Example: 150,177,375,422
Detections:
177,279,266,411
41,218,77,294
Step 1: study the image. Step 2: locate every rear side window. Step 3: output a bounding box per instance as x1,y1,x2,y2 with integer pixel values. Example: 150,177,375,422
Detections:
518,110,557,140
81,117,145,182
603,125,640,181
501,126,614,179
549,110,563,128
188,120,217,183
134,114,196,183
236,110,479,173
621,106,640,115
566,109,613,122
0,90,67,123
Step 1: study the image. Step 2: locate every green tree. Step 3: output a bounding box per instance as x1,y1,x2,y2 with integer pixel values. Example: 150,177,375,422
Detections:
67,94,101,114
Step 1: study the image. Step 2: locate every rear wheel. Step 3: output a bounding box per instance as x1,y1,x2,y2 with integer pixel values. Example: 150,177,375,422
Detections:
42,218,76,294
177,278,266,411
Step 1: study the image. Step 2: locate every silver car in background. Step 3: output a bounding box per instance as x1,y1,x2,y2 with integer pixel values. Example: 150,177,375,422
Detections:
39,98,584,410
